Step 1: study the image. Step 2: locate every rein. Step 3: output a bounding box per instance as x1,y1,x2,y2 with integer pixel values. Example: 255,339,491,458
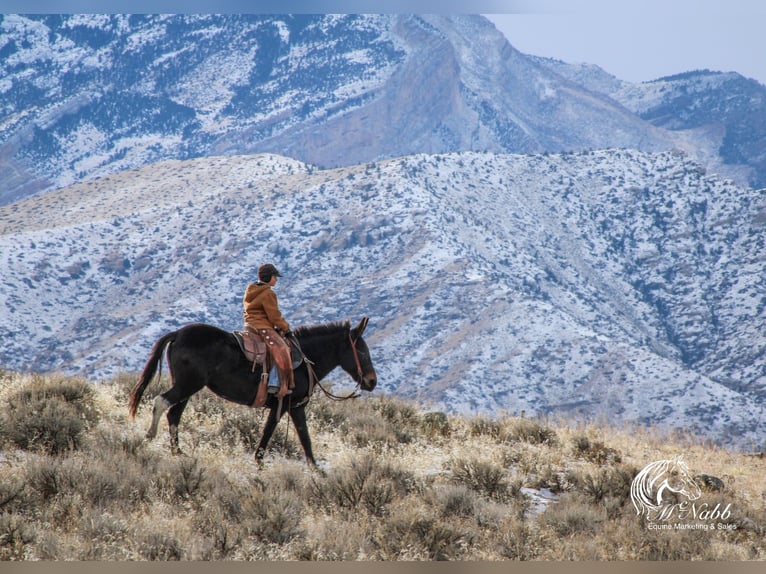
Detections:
315,378,360,402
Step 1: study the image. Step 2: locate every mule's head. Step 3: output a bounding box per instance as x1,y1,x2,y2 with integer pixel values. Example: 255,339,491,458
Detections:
341,317,377,391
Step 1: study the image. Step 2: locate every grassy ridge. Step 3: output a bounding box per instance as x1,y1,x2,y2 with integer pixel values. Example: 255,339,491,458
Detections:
0,370,764,561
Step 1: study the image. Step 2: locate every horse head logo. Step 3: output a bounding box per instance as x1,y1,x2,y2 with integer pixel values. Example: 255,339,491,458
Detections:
630,456,702,521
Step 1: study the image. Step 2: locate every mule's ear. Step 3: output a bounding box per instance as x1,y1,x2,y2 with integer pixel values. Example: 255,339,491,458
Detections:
352,316,369,338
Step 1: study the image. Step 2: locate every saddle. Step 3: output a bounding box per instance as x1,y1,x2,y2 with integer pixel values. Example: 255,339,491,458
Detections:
233,330,309,408
233,329,268,368
233,330,305,370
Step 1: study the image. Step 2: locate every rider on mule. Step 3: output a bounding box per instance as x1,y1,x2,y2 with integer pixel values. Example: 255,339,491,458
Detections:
243,263,294,398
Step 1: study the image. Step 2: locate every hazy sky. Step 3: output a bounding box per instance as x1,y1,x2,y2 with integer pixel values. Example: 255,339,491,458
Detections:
485,0,766,85
8,0,765,86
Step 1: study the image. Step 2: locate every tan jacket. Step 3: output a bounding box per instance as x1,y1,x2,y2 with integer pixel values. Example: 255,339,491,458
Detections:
243,282,290,332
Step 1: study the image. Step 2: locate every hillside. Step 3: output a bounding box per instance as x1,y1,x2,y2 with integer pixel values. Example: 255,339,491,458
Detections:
0,371,763,560
1,150,765,451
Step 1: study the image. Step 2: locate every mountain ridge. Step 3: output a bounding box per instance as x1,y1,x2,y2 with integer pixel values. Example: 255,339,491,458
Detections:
2,149,764,450
3,13,766,205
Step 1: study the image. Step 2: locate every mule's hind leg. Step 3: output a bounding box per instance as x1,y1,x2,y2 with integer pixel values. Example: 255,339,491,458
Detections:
146,395,172,440
146,385,197,443
254,404,283,464
166,399,189,455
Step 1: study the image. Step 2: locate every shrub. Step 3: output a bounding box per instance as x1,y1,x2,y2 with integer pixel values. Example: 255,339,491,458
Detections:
541,493,606,537
343,408,413,448
635,527,716,560
306,394,349,431
372,397,419,433
241,488,304,544
139,532,184,560
77,510,132,560
155,456,207,501
217,407,264,451
507,418,558,446
0,475,26,513
25,452,152,511
0,512,35,560
194,507,243,559
86,426,147,459
447,456,522,503
293,517,368,560
494,516,540,560
5,401,84,455
312,453,414,516
371,505,473,560
578,466,636,508
430,484,480,518
25,457,65,500
420,411,451,438
1,371,764,560
468,416,503,438
571,434,622,464
344,410,399,448
262,463,310,495
1,376,99,454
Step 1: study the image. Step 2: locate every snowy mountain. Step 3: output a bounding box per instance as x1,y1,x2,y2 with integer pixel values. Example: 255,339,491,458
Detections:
532,57,766,188
1,150,765,450
4,13,766,205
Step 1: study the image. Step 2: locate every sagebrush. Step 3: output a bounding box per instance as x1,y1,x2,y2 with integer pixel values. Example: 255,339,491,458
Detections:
0,371,763,560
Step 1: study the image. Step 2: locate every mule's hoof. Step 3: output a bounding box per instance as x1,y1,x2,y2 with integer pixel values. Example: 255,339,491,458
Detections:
309,459,328,476
310,464,326,477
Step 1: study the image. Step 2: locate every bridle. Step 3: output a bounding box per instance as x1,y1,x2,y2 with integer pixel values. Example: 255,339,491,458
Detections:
349,332,365,386
325,332,364,399
306,332,366,403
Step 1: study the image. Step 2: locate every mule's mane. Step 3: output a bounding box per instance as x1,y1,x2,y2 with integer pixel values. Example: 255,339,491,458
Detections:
294,320,350,340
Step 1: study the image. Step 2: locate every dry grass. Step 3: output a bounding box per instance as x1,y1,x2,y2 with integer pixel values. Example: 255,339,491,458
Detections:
0,369,764,561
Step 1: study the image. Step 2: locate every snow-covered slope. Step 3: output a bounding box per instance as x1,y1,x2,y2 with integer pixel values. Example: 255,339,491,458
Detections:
1,150,764,450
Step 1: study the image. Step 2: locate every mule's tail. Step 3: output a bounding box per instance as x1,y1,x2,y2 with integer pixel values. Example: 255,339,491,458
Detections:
129,331,177,418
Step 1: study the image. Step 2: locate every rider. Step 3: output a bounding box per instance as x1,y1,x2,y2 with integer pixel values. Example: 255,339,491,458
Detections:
243,263,294,398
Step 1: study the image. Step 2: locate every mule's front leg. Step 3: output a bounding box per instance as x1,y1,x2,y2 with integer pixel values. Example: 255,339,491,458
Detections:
289,406,317,468
254,404,282,464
